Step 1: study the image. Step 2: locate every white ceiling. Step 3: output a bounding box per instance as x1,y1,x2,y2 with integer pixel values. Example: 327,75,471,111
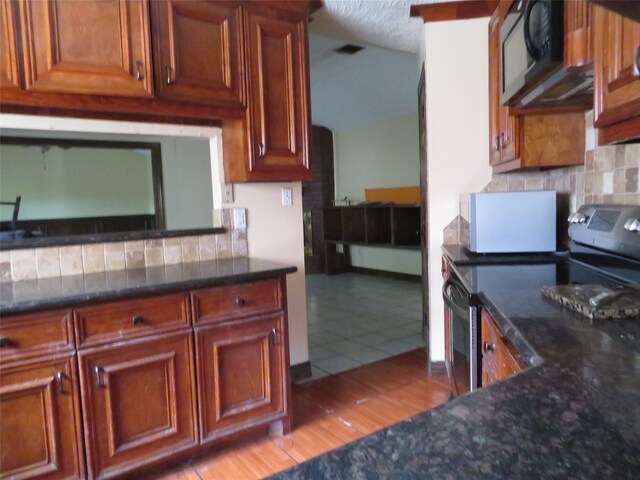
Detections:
308,0,429,131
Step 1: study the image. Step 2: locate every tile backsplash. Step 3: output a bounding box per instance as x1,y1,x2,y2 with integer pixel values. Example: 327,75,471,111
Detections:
444,111,640,246
0,208,248,282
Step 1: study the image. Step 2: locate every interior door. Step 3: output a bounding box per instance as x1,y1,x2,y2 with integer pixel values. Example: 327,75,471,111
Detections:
195,314,286,444
418,64,430,367
18,0,153,97
78,331,198,479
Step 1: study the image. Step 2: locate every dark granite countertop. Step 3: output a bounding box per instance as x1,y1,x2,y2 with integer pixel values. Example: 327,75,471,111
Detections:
0,257,297,315
270,247,640,479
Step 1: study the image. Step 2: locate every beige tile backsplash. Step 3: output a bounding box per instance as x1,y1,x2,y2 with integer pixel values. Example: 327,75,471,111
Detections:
1,208,248,283
444,111,639,245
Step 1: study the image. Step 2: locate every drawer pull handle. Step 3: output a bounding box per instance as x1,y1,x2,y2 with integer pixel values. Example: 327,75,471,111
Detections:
0,337,10,347
132,315,144,325
165,65,173,85
95,366,105,388
135,61,143,81
271,327,279,346
56,371,65,394
634,45,640,79
236,297,246,306
483,341,495,353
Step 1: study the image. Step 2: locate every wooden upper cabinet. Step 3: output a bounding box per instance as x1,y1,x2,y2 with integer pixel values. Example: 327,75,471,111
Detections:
1,0,20,90
564,0,593,69
17,0,153,97
150,0,244,107
195,314,287,444
242,5,311,181
488,9,520,167
0,355,85,479
593,5,640,144
78,331,198,479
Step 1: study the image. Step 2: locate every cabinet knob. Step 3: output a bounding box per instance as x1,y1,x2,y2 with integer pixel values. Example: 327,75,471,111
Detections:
132,315,144,325
165,66,173,85
236,297,246,306
0,337,10,347
483,341,495,353
135,61,143,81
634,45,640,79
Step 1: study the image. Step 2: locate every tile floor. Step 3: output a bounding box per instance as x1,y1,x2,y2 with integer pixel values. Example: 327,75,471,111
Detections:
147,349,451,480
305,273,424,380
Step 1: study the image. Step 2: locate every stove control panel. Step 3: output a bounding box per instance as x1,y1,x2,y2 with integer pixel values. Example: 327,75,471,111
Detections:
569,204,640,260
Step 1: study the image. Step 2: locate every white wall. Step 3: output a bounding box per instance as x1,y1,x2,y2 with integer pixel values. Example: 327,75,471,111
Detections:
225,182,308,366
1,145,154,220
333,112,422,275
424,19,493,361
0,121,214,230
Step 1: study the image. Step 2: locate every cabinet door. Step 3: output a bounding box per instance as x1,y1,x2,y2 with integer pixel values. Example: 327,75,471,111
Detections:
488,10,502,165
195,314,286,444
0,355,84,479
151,0,244,107
17,0,153,97
488,8,520,166
244,5,311,181
78,331,198,479
1,0,20,90
593,6,640,129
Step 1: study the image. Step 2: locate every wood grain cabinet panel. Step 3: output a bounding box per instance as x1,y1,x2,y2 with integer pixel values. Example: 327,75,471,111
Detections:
78,331,198,479
0,0,20,91
150,0,244,107
73,293,191,348
480,309,525,386
0,309,75,363
195,314,287,444
488,8,584,173
593,5,640,144
17,0,153,97
223,5,312,182
191,278,282,325
0,354,85,479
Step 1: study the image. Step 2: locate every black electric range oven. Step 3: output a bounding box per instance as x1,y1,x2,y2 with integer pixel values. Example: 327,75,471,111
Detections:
443,204,640,397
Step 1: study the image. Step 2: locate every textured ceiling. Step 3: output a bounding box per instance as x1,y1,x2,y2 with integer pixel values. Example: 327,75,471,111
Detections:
309,1,428,131
309,0,427,53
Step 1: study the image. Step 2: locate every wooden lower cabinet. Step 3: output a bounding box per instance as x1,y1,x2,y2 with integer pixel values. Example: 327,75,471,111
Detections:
0,354,85,479
78,331,198,479
481,309,525,386
195,314,288,444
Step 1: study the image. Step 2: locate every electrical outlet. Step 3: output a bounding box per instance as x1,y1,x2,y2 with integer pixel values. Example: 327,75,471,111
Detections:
222,183,234,203
233,208,247,229
282,187,293,207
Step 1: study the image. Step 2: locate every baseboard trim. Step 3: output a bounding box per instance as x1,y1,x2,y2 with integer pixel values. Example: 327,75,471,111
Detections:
429,360,447,375
350,266,421,283
291,361,312,382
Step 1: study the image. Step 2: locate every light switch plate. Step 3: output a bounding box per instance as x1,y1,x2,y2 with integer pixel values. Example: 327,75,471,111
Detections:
282,187,293,207
222,184,234,203
233,208,247,229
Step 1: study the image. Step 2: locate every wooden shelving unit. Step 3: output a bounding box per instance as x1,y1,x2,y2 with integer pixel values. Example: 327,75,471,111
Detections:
322,205,421,274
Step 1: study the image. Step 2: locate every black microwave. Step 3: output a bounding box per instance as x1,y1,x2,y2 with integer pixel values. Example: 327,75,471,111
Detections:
500,0,565,106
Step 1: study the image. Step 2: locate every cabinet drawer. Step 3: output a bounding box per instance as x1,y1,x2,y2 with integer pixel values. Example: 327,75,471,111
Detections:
74,293,191,348
192,279,282,325
0,310,75,363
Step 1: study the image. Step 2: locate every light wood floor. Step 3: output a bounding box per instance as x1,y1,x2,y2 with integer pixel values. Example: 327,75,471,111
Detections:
146,348,450,480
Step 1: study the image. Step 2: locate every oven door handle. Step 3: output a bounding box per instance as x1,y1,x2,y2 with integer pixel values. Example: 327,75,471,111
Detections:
442,279,470,319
